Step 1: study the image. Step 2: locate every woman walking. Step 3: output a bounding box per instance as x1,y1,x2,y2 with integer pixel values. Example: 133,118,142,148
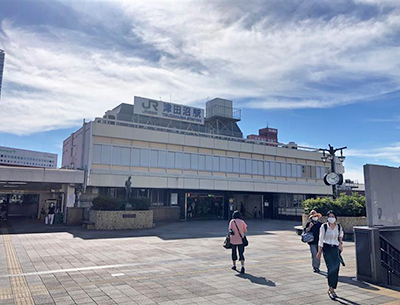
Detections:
304,210,322,273
316,211,344,300
229,211,247,274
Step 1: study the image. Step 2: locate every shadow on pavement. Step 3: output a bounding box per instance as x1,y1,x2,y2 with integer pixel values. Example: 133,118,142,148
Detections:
235,273,276,286
1,219,298,241
338,276,379,291
335,296,362,305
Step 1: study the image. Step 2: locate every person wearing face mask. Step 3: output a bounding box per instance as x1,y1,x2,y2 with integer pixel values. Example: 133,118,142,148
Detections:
316,211,344,300
304,210,323,273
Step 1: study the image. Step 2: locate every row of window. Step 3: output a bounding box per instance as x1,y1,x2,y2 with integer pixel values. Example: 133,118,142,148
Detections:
0,159,55,167
0,154,54,163
93,144,328,179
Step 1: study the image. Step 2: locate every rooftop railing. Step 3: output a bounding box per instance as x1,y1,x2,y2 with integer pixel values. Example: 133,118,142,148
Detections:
94,117,320,153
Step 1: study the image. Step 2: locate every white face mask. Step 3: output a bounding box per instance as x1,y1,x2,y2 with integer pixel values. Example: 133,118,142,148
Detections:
328,217,336,224
312,217,318,221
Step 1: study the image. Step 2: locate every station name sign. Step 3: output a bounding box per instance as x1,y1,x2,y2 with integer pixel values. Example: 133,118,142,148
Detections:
134,96,205,125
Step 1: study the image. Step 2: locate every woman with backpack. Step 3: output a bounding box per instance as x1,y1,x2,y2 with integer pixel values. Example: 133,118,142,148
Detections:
316,211,344,300
304,210,322,273
229,211,248,274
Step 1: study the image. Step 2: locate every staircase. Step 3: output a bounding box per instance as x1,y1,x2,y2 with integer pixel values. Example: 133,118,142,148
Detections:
380,235,400,286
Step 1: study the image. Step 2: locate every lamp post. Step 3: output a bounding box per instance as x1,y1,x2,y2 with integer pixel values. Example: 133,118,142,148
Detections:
319,145,347,199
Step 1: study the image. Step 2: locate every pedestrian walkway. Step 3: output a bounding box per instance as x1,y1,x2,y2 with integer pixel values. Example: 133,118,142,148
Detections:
1,220,399,304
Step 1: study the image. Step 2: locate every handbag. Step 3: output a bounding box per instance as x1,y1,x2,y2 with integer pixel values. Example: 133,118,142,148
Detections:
223,234,232,249
234,220,249,247
301,231,314,243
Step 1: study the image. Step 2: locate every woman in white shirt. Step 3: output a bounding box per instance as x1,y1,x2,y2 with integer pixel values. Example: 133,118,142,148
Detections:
316,211,344,300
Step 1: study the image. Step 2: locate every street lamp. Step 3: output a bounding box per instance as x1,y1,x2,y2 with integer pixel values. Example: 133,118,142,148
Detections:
319,144,347,199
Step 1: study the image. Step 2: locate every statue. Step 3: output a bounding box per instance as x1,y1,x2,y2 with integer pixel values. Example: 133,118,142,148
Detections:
125,176,132,199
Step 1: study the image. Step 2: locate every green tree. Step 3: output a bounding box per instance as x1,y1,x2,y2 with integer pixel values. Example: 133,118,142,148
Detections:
301,193,366,217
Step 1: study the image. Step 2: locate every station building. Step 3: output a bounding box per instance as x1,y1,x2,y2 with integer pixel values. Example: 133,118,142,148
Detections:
62,97,344,220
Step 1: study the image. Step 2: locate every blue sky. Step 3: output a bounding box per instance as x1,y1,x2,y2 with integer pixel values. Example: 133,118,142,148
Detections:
1,0,400,182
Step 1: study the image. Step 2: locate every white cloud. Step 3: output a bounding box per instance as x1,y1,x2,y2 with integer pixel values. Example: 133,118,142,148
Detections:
1,1,400,134
343,167,365,184
347,143,400,164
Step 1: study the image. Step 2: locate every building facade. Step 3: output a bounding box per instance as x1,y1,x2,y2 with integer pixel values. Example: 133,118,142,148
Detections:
0,49,4,99
63,97,344,220
0,146,57,168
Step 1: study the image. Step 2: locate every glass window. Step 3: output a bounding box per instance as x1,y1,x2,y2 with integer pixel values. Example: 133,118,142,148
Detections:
93,144,101,164
246,159,252,174
121,147,130,166
167,152,175,168
286,163,291,177
199,155,206,170
206,155,213,171
227,157,233,172
191,154,198,170
296,165,302,177
311,166,317,178
159,151,167,168
316,166,321,179
281,163,286,177
175,152,183,169
275,162,281,176
140,149,149,166
150,150,158,168
101,145,111,165
233,158,240,173
132,148,140,166
112,146,122,165
264,161,270,176
258,161,264,175
270,161,276,176
252,160,258,175
213,156,220,172
183,153,191,170
220,157,227,172
240,159,246,174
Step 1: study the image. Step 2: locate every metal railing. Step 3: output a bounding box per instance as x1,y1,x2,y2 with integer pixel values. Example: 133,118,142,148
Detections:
380,235,400,286
94,117,320,153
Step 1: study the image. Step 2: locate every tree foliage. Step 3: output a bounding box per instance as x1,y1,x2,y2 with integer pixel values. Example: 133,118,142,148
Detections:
301,193,366,217
92,196,126,211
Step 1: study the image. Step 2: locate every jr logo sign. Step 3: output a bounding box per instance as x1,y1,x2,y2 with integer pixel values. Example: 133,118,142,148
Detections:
142,100,158,111
134,96,205,125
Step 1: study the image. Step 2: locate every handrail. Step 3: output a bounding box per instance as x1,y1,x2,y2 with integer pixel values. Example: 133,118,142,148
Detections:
94,117,320,153
380,235,400,285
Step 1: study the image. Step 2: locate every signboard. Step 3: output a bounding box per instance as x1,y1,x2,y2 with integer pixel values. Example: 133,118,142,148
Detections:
171,193,178,205
134,96,204,125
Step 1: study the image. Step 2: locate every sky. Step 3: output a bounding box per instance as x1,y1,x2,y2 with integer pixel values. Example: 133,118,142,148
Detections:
0,0,400,183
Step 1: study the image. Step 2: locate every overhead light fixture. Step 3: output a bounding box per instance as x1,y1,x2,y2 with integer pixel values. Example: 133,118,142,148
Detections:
327,154,334,161
7,182,27,185
338,150,346,162
321,151,327,163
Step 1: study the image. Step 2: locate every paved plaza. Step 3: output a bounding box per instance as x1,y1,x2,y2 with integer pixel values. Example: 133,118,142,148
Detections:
1,219,400,305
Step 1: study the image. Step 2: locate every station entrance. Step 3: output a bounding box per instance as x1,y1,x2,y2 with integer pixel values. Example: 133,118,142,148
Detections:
186,193,225,220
